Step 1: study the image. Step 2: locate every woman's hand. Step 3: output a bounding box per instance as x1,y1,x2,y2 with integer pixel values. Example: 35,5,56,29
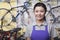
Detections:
26,37,31,40
51,38,54,40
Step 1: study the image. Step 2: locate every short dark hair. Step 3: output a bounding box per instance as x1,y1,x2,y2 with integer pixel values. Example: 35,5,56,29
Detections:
33,2,47,20
33,2,47,13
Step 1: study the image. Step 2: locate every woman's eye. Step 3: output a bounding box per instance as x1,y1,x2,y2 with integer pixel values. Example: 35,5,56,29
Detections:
35,11,38,13
35,10,44,13
40,11,44,12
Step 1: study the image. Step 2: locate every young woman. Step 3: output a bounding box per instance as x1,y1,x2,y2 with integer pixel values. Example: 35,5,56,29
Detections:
25,2,54,40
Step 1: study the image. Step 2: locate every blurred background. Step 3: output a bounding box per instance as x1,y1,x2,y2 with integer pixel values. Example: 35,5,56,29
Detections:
0,0,60,40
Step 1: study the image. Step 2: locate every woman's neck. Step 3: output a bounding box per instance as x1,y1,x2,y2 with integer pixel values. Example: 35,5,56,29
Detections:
36,19,44,26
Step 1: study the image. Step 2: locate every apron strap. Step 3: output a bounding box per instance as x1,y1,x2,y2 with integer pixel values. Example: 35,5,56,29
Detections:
33,25,36,30
45,25,48,31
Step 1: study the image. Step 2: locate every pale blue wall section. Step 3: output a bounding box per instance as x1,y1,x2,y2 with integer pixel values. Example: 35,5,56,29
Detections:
0,0,2,2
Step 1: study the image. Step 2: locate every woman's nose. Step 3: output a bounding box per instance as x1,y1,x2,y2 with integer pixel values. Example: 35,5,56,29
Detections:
37,12,41,14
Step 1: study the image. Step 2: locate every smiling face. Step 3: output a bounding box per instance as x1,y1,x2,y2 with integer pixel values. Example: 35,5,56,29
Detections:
34,6,45,21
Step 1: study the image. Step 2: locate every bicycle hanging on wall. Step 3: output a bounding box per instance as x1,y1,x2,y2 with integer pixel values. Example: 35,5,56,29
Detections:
0,1,31,40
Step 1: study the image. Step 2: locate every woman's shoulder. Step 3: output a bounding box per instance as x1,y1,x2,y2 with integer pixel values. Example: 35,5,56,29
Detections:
48,23,56,28
26,23,34,31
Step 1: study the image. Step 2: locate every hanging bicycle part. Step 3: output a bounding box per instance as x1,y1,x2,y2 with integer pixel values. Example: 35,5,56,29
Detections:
50,5,60,23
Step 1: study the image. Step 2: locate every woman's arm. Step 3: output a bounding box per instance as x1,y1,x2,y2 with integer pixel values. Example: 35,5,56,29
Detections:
24,26,32,40
48,24,54,40
50,24,55,40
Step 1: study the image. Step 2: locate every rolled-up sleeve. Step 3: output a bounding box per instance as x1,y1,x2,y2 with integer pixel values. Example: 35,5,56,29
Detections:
24,26,31,38
50,24,57,38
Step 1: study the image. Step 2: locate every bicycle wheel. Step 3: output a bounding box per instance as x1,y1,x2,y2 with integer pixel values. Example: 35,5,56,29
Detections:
0,8,12,27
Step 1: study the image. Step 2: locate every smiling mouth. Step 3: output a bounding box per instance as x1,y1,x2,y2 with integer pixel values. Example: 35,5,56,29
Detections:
37,16,42,17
